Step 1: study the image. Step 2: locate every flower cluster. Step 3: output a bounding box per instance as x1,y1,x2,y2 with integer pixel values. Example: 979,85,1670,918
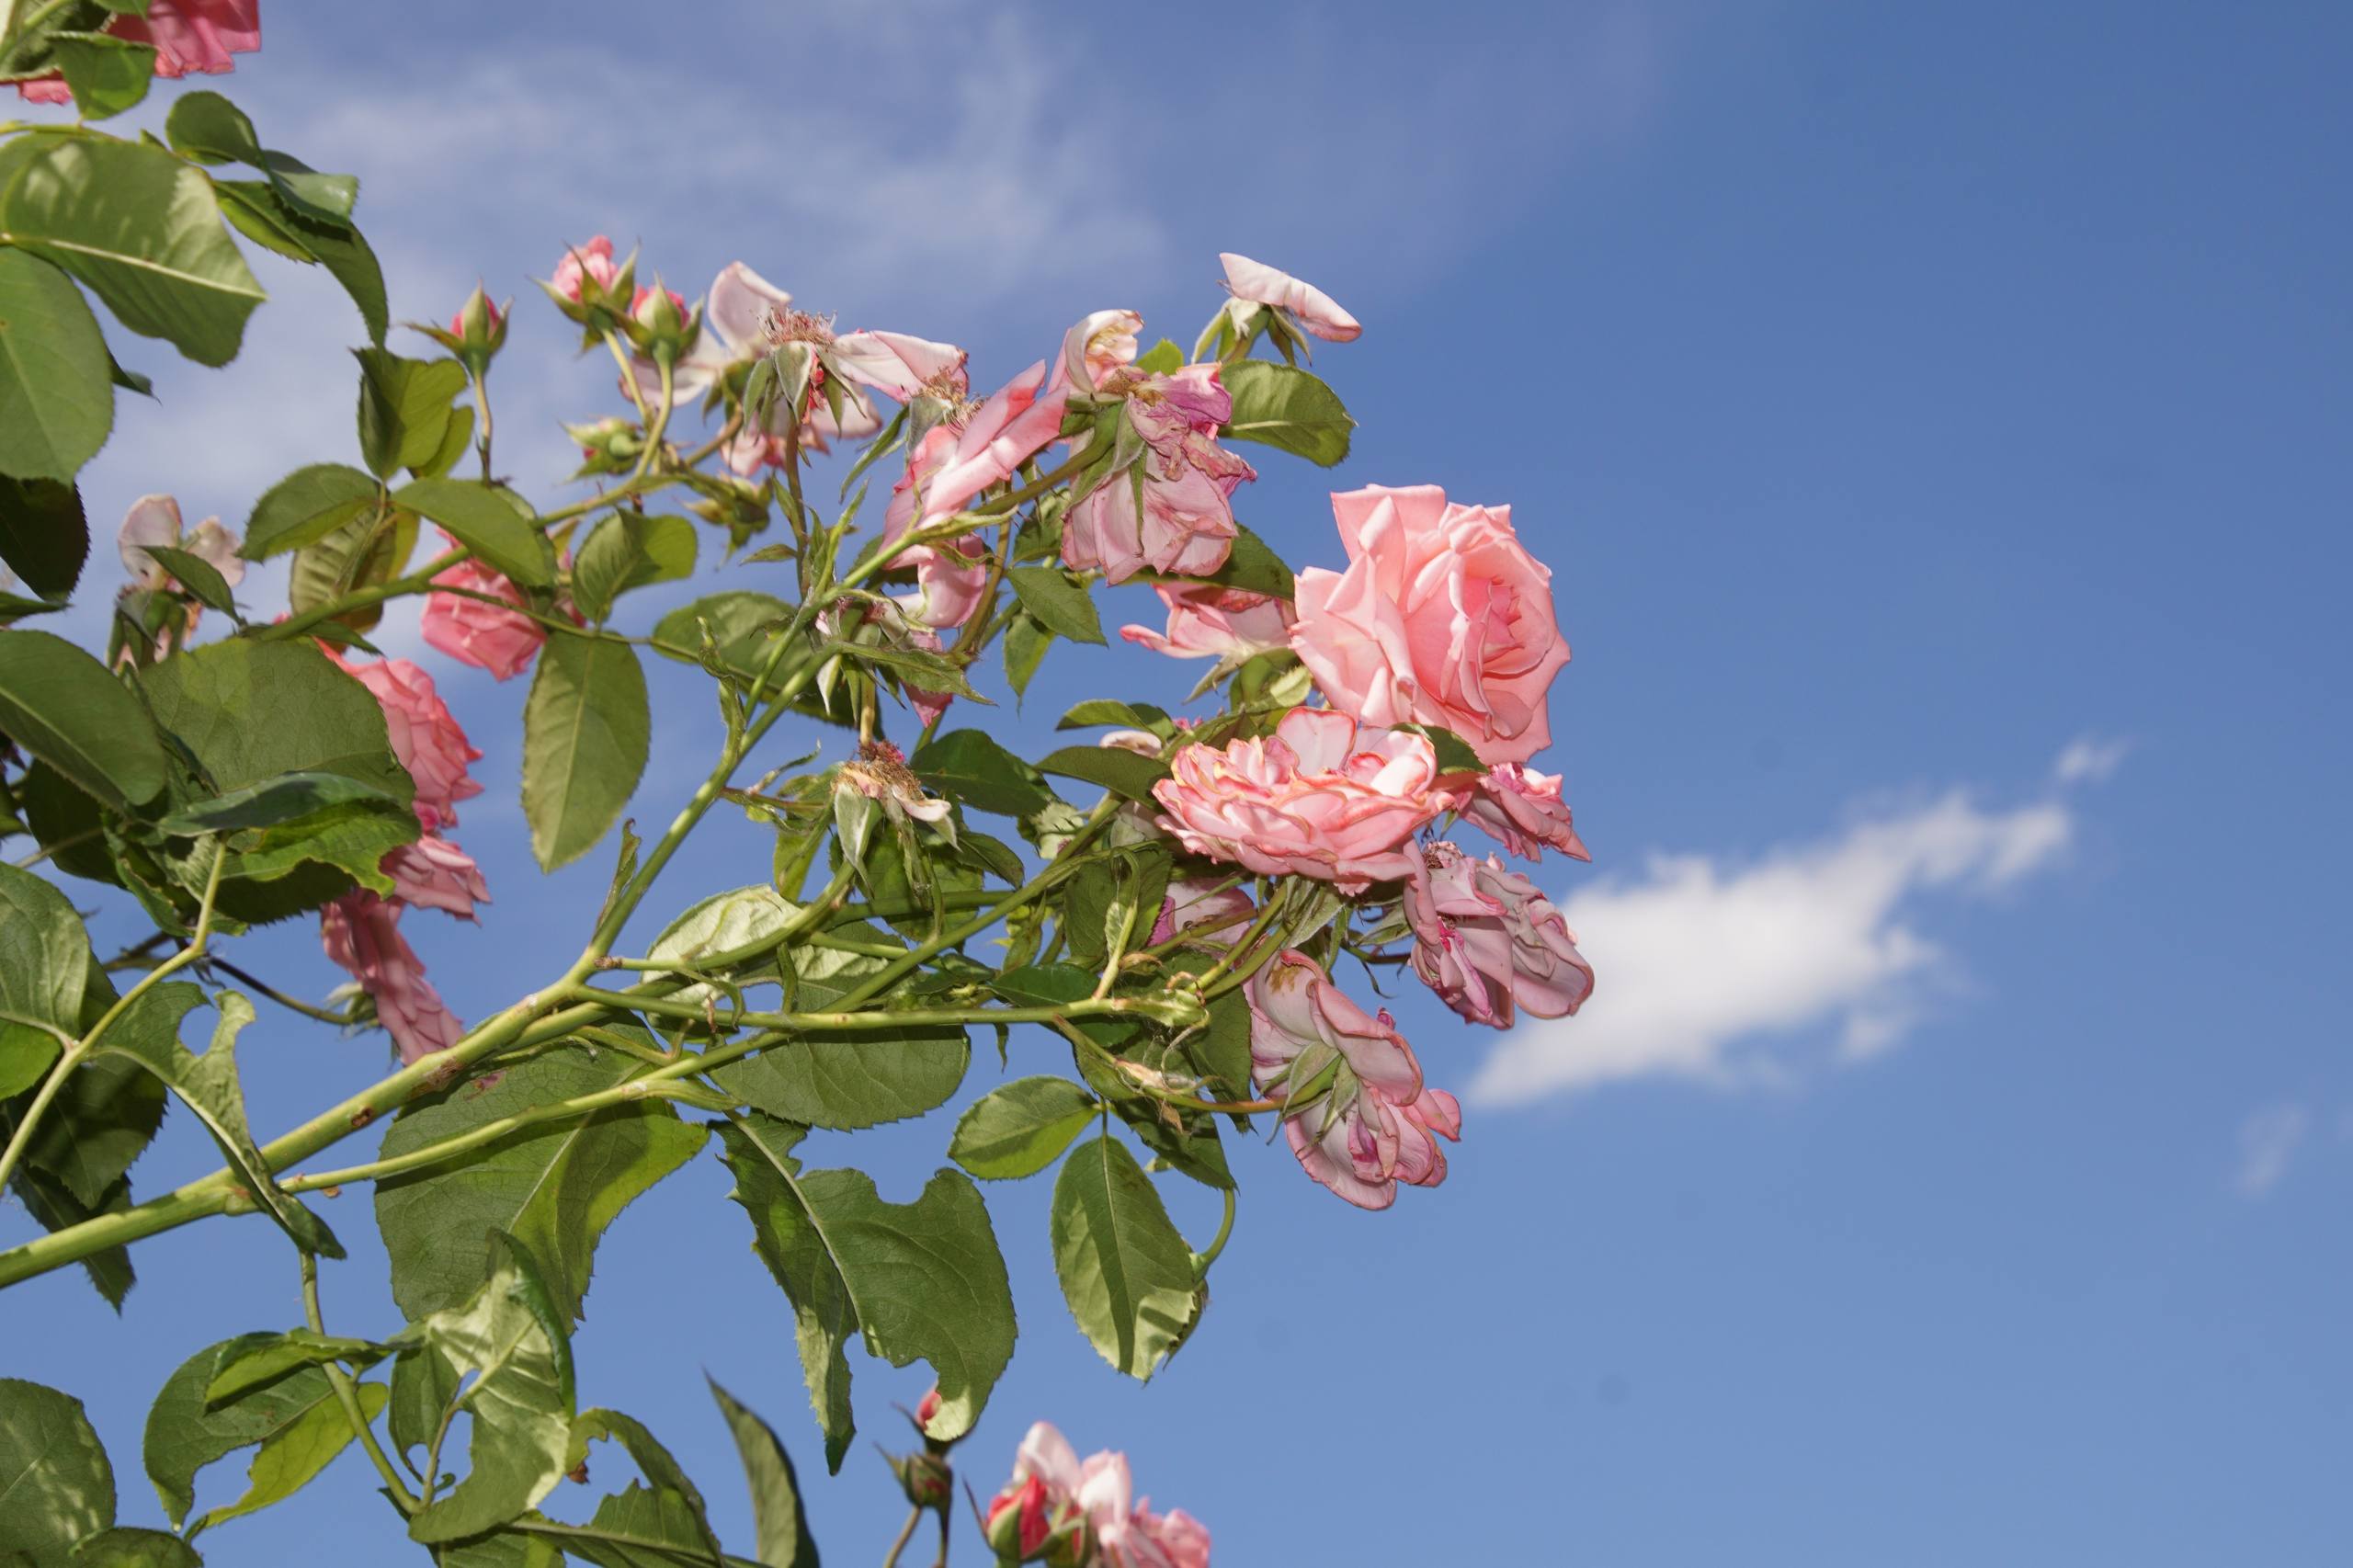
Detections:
985,1422,1210,1568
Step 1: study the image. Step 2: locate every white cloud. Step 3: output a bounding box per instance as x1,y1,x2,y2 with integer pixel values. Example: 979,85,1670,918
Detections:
2233,1103,2311,1199
2054,734,2131,785
1470,789,2076,1106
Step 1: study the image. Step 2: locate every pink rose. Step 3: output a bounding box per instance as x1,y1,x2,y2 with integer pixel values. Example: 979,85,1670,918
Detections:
1290,484,1571,766
1247,949,1459,1210
992,1424,1209,1568
830,329,969,403
1149,878,1255,948
552,236,619,303
1219,252,1361,342
881,358,1067,627
1118,364,1254,484
723,392,885,470
119,494,245,593
1058,309,1142,394
1075,1449,1212,1568
1120,584,1294,663
16,0,258,101
629,284,689,330
1151,708,1458,892
1404,841,1593,1028
1459,762,1591,862
326,652,483,832
320,893,465,1065
420,541,549,682
381,835,488,922
1061,463,1239,585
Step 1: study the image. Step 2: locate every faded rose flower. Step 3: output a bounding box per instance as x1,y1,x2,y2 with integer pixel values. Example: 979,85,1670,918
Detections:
1151,708,1458,892
829,329,969,403
881,358,1068,630
1290,483,1571,766
1113,363,1253,484
1119,584,1294,663
1459,761,1591,862
1149,879,1254,948
380,835,488,923
16,0,259,103
1405,841,1593,1028
419,537,551,682
1219,251,1361,342
1074,1448,1212,1568
1061,462,1240,585
320,893,465,1065
1057,309,1143,394
326,651,483,831
119,494,244,594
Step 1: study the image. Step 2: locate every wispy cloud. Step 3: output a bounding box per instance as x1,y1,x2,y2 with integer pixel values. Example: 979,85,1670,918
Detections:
2233,1103,2312,1199
1471,776,2080,1107
2054,734,2131,785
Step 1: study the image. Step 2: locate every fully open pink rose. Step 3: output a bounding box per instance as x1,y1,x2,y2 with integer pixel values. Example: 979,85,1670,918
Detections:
1062,463,1240,585
1152,708,1457,892
1405,841,1593,1028
1459,762,1591,862
420,541,550,682
381,835,488,922
1219,252,1361,342
328,652,483,831
1120,583,1294,662
320,893,465,1065
1247,949,1460,1209
17,0,259,102
1290,483,1570,766
553,236,618,303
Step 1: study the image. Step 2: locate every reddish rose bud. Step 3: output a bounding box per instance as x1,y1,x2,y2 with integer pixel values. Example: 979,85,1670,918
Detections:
445,284,508,371
915,1387,943,1429
887,1449,953,1510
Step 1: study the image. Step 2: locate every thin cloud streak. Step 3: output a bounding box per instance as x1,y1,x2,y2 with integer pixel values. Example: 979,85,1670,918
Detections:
2233,1103,2311,1199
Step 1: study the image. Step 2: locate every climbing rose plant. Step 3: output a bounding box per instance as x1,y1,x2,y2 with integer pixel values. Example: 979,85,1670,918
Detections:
0,12,1595,1566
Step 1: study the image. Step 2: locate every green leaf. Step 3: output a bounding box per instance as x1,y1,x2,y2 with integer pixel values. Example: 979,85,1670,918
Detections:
644,885,801,1002
0,138,264,368
398,1234,578,1546
205,1330,386,1407
140,544,237,616
0,861,89,1096
1201,519,1295,598
826,640,988,705
0,247,113,480
0,474,87,599
155,769,402,835
0,629,167,811
950,1076,1099,1180
286,502,412,636
1219,359,1355,467
0,1379,116,1558
1133,337,1184,375
70,1526,203,1566
1002,609,1052,699
566,1409,724,1567
572,513,696,622
651,590,790,673
715,1112,1017,1471
376,1043,707,1324
1049,1134,1199,1380
47,31,157,119
214,179,387,346
142,1335,346,1528
1394,722,1487,775
1055,699,1170,732
187,1381,387,1539
241,464,379,560
164,91,357,227
707,1380,819,1568
1036,744,1170,802
569,1484,720,1568
710,960,969,1131
353,349,468,480
907,729,1054,818
521,636,649,871
6,1163,136,1309
1004,565,1105,644
3,966,165,1228
393,477,551,586
92,988,344,1257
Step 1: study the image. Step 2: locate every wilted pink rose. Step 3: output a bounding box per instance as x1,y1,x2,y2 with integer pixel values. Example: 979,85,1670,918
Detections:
1247,949,1459,1210
881,359,1067,628
1115,364,1254,483
327,652,483,831
17,0,258,101
1120,584,1294,662
320,893,465,1065
1459,762,1591,862
831,330,969,403
1220,252,1361,343
1290,483,1570,766
381,835,488,922
419,541,547,682
1405,841,1593,1028
553,236,618,303
118,494,245,594
1152,708,1457,892
1061,464,1239,585
722,392,885,470
1075,1449,1212,1568
1149,878,1254,948
1058,309,1142,394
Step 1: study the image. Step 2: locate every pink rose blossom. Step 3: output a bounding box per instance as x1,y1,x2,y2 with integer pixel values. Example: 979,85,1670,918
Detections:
1459,762,1591,862
381,835,489,922
1057,309,1142,393
553,236,619,302
326,652,483,832
722,393,885,470
449,295,505,339
1219,252,1361,342
1290,483,1571,766
629,284,688,326
1061,463,1240,585
880,359,1067,628
1120,584,1294,662
1405,841,1593,1028
118,494,245,594
320,893,465,1065
1149,879,1254,948
1075,1449,1212,1568
1151,708,1458,892
1247,949,1459,1210
17,0,258,102
419,540,549,682
1116,364,1253,484
990,1424,1210,1568
830,329,969,403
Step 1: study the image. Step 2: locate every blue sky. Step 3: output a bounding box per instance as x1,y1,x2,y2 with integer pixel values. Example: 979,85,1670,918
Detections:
6,2,2350,1562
